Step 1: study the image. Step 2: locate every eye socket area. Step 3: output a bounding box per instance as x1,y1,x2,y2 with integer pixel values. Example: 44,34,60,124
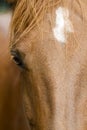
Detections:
11,50,26,69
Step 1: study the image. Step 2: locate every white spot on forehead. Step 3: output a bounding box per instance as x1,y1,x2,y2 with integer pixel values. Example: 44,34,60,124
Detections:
53,7,74,44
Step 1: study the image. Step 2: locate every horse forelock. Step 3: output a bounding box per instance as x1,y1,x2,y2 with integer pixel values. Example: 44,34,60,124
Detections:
10,0,85,47
10,0,62,46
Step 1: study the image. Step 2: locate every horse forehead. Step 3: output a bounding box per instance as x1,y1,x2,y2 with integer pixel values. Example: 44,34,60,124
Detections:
53,7,74,44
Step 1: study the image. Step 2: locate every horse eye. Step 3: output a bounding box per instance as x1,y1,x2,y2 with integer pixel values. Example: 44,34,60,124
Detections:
12,55,23,67
11,50,25,69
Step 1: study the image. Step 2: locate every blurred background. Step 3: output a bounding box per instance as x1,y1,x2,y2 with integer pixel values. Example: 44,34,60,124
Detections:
0,0,13,36
0,0,12,11
0,0,13,66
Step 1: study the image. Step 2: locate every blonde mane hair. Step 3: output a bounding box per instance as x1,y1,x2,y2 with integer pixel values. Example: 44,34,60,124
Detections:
10,0,84,47
10,0,60,45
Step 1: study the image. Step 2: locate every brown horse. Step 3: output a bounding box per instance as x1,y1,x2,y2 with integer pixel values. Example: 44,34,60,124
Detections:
3,0,87,130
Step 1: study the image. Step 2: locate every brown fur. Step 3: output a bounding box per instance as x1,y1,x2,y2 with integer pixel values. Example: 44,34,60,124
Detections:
9,0,87,130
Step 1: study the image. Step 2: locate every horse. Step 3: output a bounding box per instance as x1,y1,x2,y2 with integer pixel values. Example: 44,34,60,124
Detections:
5,0,87,130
